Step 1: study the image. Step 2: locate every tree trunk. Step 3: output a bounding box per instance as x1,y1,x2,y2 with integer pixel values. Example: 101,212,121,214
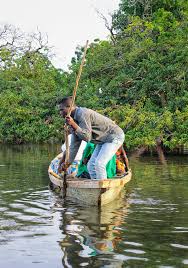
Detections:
131,146,148,158
156,138,166,165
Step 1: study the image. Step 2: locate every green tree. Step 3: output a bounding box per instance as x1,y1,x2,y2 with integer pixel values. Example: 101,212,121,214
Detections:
0,25,66,143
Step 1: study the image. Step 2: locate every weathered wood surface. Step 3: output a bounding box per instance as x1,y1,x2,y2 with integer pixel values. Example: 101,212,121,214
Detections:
48,155,132,206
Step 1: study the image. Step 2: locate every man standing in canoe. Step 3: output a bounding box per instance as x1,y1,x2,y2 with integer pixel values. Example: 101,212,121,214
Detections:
58,96,125,180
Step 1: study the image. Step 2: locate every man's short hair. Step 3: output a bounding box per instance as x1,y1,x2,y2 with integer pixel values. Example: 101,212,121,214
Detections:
57,96,73,105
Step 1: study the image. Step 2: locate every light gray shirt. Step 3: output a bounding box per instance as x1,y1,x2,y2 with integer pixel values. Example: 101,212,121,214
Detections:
69,107,124,163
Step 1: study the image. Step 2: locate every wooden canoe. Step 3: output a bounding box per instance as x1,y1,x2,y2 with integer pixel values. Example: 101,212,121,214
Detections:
48,154,132,206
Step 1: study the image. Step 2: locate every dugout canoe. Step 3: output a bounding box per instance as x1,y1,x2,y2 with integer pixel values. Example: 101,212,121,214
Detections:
48,154,132,206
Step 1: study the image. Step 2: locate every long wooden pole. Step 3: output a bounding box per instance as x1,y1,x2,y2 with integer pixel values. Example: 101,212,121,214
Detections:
63,40,89,198
67,40,89,116
64,40,89,164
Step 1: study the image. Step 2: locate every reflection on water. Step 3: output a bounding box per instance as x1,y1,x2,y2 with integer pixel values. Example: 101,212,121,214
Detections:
0,145,188,267
57,194,130,267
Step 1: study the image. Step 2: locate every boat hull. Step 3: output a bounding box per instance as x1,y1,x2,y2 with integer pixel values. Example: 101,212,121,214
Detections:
48,155,132,206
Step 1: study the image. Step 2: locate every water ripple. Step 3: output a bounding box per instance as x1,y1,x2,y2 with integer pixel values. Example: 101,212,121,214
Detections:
1,148,188,268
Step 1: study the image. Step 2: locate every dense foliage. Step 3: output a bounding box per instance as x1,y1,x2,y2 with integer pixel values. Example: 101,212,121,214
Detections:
0,26,66,143
0,0,188,150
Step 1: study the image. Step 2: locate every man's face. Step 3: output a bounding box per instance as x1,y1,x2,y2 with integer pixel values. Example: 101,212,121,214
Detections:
59,102,70,118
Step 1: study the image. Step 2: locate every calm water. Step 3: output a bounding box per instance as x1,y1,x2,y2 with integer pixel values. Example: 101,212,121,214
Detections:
0,145,188,268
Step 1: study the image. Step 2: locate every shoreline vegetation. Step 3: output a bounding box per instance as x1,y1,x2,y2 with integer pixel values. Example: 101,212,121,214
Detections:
0,0,188,158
